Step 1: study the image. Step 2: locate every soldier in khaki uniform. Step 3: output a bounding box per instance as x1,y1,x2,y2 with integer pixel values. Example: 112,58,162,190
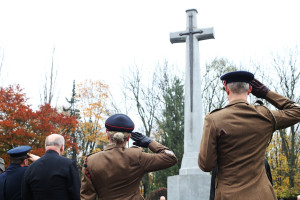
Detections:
198,71,300,200
81,114,178,200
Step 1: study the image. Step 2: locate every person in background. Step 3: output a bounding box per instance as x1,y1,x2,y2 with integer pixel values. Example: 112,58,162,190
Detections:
198,71,300,200
160,196,166,200
0,158,4,175
22,134,81,200
0,146,39,200
81,113,178,200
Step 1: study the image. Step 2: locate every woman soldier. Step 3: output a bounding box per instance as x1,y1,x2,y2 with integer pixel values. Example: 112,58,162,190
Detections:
80,114,178,200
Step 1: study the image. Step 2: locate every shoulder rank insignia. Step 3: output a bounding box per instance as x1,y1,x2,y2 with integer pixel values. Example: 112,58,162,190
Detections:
254,100,264,106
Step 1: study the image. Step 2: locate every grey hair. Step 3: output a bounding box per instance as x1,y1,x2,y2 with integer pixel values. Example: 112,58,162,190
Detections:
108,131,130,144
45,134,65,147
227,82,250,94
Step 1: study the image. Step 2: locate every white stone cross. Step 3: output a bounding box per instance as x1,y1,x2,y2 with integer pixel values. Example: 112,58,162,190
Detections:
170,9,214,175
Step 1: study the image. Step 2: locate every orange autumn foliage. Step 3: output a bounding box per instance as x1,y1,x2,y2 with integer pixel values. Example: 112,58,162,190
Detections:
0,85,78,168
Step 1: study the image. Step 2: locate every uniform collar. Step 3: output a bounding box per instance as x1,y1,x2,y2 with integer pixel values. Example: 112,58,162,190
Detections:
6,164,21,171
104,143,126,151
226,99,249,108
46,150,59,155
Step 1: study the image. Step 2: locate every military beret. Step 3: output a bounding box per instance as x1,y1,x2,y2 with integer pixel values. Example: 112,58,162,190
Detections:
105,114,135,133
7,146,31,158
220,71,254,84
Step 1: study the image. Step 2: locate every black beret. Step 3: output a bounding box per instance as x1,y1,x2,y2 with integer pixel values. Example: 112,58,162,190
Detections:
220,71,254,84
105,114,135,133
7,146,31,158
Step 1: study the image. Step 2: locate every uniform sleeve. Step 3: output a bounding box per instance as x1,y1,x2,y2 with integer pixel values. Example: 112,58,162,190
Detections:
140,141,178,173
80,157,97,200
265,91,300,130
67,161,81,200
198,114,218,172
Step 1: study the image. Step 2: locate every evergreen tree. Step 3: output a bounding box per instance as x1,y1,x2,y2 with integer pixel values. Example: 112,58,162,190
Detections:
154,76,184,188
63,80,80,162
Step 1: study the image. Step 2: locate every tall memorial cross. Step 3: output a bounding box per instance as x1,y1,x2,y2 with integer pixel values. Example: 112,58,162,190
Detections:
170,9,214,175
170,9,214,112
168,9,215,199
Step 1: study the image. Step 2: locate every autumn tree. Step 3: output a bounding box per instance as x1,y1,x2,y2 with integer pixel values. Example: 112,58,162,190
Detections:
75,79,110,167
265,46,300,198
0,85,78,167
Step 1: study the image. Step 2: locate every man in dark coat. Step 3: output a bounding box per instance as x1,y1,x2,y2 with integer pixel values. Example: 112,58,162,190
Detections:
0,146,38,200
22,134,81,200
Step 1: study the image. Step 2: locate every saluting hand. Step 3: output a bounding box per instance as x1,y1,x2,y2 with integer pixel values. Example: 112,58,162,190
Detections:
130,132,153,148
27,153,40,162
250,78,270,98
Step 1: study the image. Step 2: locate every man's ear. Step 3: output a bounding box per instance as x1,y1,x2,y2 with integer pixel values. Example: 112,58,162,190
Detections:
248,85,252,95
60,145,64,155
107,133,110,140
225,85,230,95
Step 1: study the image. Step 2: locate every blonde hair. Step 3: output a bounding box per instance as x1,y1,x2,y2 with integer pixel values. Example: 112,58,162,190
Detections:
108,131,130,144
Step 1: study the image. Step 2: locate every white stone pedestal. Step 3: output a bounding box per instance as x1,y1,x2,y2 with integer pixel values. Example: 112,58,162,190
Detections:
167,172,211,200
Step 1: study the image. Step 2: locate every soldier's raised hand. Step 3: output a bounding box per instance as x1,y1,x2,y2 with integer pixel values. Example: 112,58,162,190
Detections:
250,78,270,98
130,132,152,148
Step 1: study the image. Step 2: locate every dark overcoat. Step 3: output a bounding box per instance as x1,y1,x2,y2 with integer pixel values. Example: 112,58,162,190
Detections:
199,91,300,200
22,150,81,200
80,141,178,200
0,164,28,200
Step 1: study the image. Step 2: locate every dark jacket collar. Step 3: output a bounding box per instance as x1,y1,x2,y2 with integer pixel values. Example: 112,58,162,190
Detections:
45,150,59,155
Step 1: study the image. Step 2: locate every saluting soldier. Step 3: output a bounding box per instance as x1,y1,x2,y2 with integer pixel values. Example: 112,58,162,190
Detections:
198,71,300,200
81,114,178,200
0,146,39,200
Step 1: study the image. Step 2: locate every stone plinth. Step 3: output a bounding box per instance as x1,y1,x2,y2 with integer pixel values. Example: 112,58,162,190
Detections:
167,173,211,200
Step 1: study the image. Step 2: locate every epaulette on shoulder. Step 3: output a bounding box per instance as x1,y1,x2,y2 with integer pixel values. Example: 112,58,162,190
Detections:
209,108,223,114
254,100,264,106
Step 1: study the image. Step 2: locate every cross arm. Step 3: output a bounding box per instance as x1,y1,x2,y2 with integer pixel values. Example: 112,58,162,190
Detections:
170,31,187,44
195,27,215,41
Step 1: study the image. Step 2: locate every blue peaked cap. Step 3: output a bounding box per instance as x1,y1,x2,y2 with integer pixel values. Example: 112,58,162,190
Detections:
105,114,135,133
220,71,254,84
7,146,31,158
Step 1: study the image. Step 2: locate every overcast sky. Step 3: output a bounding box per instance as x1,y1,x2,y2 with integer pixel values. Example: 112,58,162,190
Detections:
0,0,299,109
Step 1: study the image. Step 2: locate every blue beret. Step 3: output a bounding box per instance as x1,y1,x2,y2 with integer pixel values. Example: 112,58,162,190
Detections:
7,146,31,158
105,114,135,133
220,71,254,84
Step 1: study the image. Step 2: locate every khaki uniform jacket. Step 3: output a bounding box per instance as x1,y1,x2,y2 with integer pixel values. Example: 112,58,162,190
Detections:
81,141,178,200
198,91,300,200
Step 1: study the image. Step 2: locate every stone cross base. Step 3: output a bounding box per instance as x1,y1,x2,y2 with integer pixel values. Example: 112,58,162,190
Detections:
167,173,211,200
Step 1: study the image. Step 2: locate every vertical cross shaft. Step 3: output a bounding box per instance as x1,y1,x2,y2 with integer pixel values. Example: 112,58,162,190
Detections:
179,14,203,112
169,9,215,174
